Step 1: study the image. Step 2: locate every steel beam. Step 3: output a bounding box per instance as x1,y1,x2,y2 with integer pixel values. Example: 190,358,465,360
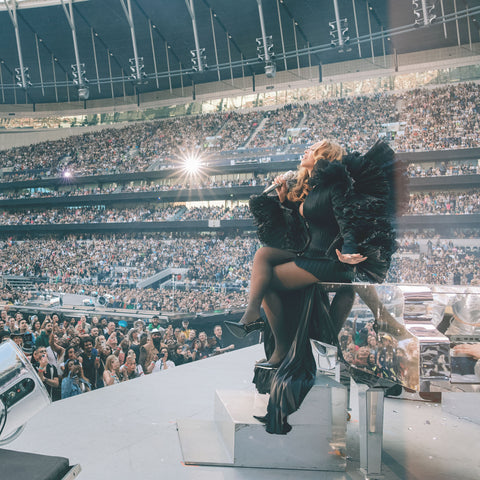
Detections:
3,0,28,89
276,0,287,70
210,9,220,81
352,0,362,57
35,33,45,95
366,2,375,63
440,0,447,38
256,0,271,63
120,0,143,80
332,0,344,47
0,63,5,103
90,27,101,93
149,19,159,88
60,0,86,88
185,0,205,72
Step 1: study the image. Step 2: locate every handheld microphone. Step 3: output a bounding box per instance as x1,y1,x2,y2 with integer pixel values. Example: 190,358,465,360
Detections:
262,170,297,195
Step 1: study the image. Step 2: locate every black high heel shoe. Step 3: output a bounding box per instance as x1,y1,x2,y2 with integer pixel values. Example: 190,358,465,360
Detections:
224,318,265,338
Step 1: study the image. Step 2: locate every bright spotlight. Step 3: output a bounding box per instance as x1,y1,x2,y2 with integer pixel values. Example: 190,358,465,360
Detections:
184,155,202,174
175,148,209,186
63,170,72,179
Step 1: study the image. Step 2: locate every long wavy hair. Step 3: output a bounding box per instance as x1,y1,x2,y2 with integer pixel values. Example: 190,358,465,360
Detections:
288,139,345,203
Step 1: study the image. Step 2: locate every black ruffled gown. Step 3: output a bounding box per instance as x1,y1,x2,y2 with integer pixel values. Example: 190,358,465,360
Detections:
249,140,406,434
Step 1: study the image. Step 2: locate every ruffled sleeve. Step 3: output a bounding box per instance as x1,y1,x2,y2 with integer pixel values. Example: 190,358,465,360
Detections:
308,142,404,283
249,194,310,253
341,140,404,283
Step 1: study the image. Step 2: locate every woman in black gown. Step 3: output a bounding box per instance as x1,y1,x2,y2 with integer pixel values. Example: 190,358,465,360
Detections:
225,139,367,367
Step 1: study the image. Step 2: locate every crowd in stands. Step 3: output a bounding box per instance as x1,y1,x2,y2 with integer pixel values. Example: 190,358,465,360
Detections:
0,176,271,201
1,82,480,182
1,188,479,226
386,246,480,285
1,231,480,313
250,105,305,148
293,94,398,151
0,204,252,225
407,190,480,215
2,160,480,202
209,111,265,151
394,83,480,152
0,235,257,288
406,162,480,177
0,185,120,200
0,311,235,400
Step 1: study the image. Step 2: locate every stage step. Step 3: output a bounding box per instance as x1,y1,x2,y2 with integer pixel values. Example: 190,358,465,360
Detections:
177,373,348,471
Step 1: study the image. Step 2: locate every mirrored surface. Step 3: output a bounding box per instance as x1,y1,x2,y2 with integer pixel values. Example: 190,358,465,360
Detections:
321,283,480,391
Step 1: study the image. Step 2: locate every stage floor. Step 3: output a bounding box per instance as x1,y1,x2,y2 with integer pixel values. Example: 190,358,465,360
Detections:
9,344,480,480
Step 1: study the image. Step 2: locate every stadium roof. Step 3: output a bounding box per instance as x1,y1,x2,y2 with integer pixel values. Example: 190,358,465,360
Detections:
0,0,479,106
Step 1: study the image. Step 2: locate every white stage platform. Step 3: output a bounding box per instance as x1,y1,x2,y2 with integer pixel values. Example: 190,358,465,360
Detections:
9,344,480,480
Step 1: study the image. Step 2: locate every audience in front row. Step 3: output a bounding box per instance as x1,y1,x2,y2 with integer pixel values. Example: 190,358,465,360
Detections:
0,310,235,401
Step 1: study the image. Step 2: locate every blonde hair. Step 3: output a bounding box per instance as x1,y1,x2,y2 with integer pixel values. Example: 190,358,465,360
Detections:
288,139,345,203
105,354,119,372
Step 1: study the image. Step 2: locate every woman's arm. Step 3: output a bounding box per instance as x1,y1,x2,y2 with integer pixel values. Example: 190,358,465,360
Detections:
146,361,156,374
49,332,65,357
103,370,114,386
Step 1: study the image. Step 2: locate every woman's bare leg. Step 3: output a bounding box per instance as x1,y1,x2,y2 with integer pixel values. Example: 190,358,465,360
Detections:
262,261,319,364
240,247,296,325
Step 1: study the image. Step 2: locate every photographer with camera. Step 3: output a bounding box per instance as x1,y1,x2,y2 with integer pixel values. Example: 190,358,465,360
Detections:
148,347,175,373
32,346,60,400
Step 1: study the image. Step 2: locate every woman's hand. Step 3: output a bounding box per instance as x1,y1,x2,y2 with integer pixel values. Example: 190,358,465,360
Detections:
274,176,288,203
336,249,367,265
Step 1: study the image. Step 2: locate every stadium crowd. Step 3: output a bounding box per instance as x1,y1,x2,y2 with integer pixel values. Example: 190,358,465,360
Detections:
0,235,257,287
386,244,480,285
0,310,235,400
2,161,480,202
1,188,480,225
0,204,252,225
0,176,270,201
407,190,480,215
406,162,480,177
1,232,480,311
1,82,480,182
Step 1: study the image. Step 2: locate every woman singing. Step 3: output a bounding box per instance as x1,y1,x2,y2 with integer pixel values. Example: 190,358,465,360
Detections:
225,139,367,367
225,139,404,434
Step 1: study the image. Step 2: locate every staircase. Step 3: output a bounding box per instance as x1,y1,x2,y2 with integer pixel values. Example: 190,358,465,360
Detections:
136,267,189,289
243,116,269,148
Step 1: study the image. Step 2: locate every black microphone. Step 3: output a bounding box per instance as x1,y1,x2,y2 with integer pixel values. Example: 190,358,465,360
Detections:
262,170,297,195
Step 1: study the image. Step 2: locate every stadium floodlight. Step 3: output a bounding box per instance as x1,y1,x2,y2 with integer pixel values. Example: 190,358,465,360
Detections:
71,63,85,85
412,0,436,26
15,66,32,88
71,63,89,100
190,48,207,72
256,35,276,78
129,56,147,83
329,18,350,52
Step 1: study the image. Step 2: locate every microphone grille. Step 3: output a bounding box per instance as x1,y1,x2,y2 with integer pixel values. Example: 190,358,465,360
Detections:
283,170,297,181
